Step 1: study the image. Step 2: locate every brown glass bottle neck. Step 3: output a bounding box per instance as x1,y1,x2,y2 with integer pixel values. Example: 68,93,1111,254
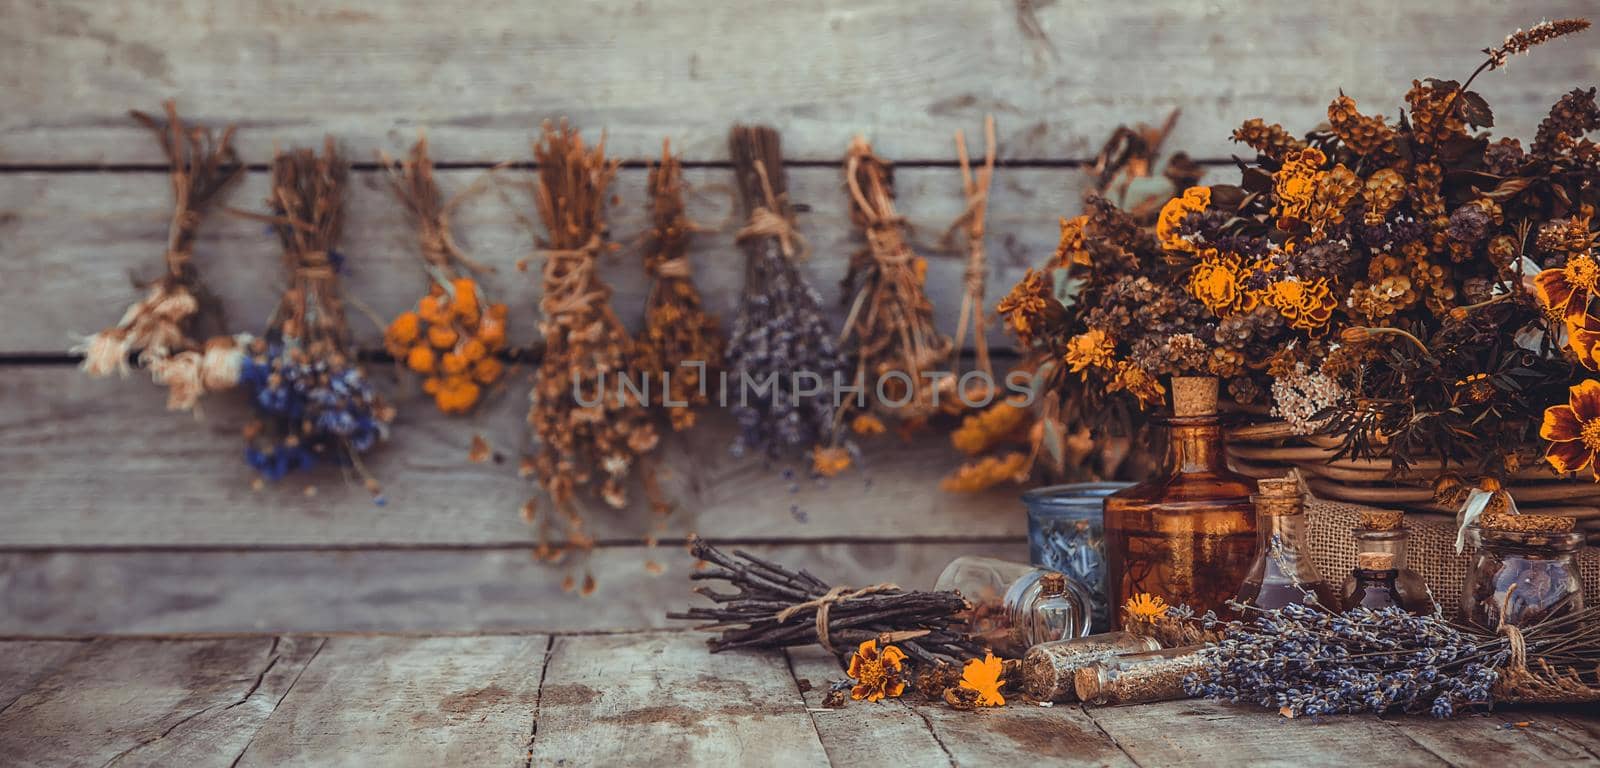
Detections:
1163,420,1229,474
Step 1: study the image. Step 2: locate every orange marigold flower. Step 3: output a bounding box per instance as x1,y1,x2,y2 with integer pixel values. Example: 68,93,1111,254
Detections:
1064,329,1115,374
428,324,459,349
1535,252,1600,326
1054,215,1092,266
441,351,469,375
1186,251,1256,316
1123,593,1169,622
958,652,1006,707
1108,362,1165,409
847,639,908,702
1157,186,1210,252
471,357,504,385
812,446,852,477
405,345,436,374
418,295,449,325
477,315,507,349
421,376,443,395
939,452,1030,492
1541,379,1600,478
460,338,488,362
950,400,1029,455
1272,148,1327,226
1262,278,1337,331
386,311,421,349
851,413,887,436
450,278,480,317
996,270,1053,344
434,376,480,414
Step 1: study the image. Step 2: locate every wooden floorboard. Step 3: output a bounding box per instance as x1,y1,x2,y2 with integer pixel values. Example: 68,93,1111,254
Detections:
786,647,955,767
1385,712,1600,765
0,540,1025,636
0,641,86,714
232,635,547,767
528,632,829,767
0,636,322,768
1083,699,1448,768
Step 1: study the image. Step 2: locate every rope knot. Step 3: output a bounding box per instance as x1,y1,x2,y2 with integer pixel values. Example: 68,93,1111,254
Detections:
773,582,900,655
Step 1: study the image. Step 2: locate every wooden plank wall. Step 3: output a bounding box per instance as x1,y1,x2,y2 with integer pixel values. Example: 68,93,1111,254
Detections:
1,0,1595,635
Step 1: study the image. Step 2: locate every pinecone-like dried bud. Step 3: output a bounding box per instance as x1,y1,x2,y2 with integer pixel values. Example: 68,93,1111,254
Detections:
1232,118,1305,161
1534,87,1600,158
1329,95,1394,156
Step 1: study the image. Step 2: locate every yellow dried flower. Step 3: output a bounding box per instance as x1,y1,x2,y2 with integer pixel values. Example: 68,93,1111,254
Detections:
1271,148,1327,227
958,652,1006,707
851,413,887,436
1054,215,1092,266
1157,186,1211,253
1124,593,1169,622
847,639,908,702
950,400,1029,455
939,452,1030,492
1108,362,1165,409
812,446,852,477
1064,329,1116,374
1262,278,1337,331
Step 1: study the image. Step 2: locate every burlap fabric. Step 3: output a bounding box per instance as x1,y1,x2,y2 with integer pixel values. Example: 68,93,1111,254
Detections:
1306,498,1600,612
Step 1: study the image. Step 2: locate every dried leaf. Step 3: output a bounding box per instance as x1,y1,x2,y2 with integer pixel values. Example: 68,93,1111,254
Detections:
1457,90,1494,128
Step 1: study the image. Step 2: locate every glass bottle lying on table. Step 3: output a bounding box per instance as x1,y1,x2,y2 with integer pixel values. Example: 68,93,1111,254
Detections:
933,556,1091,656
1103,377,1257,627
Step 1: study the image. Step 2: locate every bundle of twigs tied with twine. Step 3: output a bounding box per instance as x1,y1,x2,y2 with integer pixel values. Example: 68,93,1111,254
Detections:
725,125,851,475
668,536,984,664
841,136,955,432
76,101,251,412
239,140,393,498
635,139,725,432
380,136,510,416
523,121,664,573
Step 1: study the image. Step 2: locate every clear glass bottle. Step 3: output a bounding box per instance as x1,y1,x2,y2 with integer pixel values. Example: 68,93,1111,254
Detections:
1104,377,1257,627
1024,482,1129,633
1347,552,1410,611
1338,511,1430,613
1235,475,1337,610
1074,645,1209,706
933,556,1090,656
1022,632,1162,702
1460,514,1586,629
1018,572,1089,648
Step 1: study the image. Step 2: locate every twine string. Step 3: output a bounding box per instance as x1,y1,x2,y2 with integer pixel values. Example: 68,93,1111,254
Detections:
774,582,900,655
735,160,808,260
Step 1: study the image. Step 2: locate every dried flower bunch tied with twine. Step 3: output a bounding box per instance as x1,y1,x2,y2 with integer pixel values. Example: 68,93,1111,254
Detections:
636,140,724,432
76,101,251,411
668,536,983,664
840,136,955,429
1184,599,1600,717
241,141,393,498
726,125,850,474
524,122,663,559
380,137,509,415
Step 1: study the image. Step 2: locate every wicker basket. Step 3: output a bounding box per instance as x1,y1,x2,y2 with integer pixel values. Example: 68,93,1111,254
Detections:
1229,420,1600,544
1305,498,1600,611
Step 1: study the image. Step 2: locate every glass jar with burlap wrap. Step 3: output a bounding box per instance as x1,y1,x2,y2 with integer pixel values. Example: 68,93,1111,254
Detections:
1304,498,1600,611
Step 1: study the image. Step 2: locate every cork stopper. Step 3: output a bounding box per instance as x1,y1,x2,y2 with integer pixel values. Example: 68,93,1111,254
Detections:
1357,551,1396,570
1170,376,1219,417
1072,665,1106,703
1039,572,1066,596
1479,512,1575,534
1357,510,1405,531
1253,474,1303,516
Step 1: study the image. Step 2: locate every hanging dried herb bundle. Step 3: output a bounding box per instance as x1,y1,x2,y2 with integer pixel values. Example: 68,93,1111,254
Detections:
76,101,250,411
667,536,984,664
989,114,1198,482
726,125,850,473
636,140,724,431
241,141,393,498
381,137,509,415
841,136,955,429
524,122,662,555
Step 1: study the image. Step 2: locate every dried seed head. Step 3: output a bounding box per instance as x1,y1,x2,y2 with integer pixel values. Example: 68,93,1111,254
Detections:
1487,19,1591,69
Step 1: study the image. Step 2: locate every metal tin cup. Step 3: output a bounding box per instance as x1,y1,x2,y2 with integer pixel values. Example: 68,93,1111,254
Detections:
1022,482,1131,632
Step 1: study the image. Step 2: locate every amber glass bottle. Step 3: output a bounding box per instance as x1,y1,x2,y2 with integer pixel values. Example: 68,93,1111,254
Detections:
1103,377,1257,628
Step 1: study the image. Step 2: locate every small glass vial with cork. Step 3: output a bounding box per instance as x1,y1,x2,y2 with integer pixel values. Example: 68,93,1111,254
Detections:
1103,376,1257,626
1234,474,1338,610
1339,509,1430,613
1013,572,1092,650
1074,646,1210,706
1022,632,1162,702
1461,512,1586,629
1346,552,1410,611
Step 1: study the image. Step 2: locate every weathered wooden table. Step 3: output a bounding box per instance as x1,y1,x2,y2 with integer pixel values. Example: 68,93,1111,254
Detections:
3,632,1597,767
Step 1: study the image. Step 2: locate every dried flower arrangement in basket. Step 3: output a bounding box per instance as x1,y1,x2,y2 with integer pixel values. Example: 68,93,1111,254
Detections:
76,101,250,411
522,122,664,566
240,141,394,499
988,113,1203,485
381,137,509,416
1087,21,1600,527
